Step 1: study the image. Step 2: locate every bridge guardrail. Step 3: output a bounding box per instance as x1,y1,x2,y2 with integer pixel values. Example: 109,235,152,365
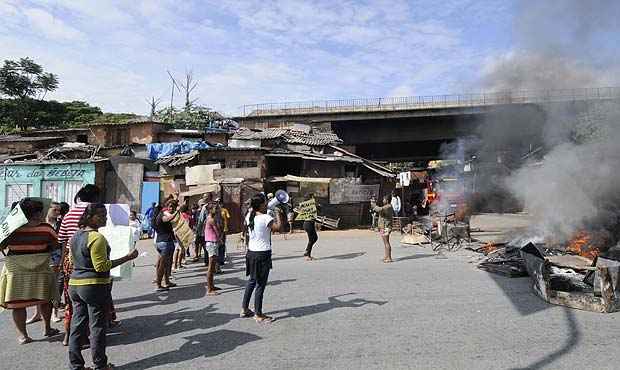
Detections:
241,86,620,117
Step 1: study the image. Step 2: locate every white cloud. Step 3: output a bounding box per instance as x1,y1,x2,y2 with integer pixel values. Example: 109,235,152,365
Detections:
23,8,87,42
1,0,505,115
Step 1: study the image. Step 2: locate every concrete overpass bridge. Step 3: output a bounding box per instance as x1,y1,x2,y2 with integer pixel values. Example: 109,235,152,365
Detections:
235,87,620,162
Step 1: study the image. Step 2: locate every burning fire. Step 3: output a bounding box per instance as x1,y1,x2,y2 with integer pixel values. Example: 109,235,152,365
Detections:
565,231,601,260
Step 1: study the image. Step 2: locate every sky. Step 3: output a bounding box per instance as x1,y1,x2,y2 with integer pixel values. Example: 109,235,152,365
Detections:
1,0,521,116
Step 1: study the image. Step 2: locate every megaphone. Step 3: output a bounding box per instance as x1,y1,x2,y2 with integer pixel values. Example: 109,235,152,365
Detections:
267,190,290,210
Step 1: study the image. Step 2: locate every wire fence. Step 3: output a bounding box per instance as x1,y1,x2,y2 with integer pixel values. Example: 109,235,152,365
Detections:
241,86,620,117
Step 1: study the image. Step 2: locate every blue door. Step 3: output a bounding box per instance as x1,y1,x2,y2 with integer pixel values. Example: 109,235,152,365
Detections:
141,181,160,215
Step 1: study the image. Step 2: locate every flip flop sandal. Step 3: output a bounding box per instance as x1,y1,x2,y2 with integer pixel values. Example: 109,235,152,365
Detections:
255,316,274,323
240,310,255,318
213,287,222,291
18,336,33,345
207,291,219,296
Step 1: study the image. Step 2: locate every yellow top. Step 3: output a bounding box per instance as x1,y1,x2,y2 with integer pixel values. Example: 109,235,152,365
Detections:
221,208,231,233
69,232,112,286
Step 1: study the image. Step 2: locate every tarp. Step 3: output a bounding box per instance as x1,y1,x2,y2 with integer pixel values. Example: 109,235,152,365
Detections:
146,141,212,161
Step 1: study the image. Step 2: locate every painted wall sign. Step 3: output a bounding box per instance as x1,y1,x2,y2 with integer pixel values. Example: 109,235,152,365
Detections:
330,182,380,204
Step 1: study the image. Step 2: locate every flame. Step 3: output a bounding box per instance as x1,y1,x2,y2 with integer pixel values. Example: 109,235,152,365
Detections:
566,231,600,260
482,242,499,255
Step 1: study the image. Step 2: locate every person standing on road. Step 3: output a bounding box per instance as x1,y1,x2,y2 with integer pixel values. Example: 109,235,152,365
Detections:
302,194,319,261
68,203,138,370
193,198,208,263
0,198,61,344
371,195,395,263
217,199,231,267
241,194,283,323
58,184,101,346
391,191,401,217
153,199,178,292
144,202,156,239
204,207,222,295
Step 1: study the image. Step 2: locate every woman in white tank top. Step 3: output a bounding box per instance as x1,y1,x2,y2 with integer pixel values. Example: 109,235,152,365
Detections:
241,194,282,323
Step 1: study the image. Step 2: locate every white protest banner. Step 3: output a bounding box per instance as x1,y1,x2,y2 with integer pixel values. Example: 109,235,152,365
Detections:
0,205,28,246
99,225,133,280
294,199,317,221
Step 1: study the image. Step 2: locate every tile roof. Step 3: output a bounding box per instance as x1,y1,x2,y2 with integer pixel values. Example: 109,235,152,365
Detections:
232,128,342,145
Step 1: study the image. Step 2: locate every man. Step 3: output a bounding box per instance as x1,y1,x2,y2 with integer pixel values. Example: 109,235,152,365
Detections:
144,202,157,239
391,191,401,217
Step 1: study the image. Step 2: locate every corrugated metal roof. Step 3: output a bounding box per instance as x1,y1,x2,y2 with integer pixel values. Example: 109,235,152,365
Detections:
232,128,343,146
155,151,199,166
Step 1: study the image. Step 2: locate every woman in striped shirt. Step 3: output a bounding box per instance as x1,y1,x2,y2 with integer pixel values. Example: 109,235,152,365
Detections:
58,184,100,346
0,198,61,344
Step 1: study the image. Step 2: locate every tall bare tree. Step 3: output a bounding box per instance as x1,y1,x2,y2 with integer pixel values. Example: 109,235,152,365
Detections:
146,96,162,119
179,69,199,110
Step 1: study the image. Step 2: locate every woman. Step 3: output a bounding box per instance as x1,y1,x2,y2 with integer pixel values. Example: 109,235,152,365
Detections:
152,199,177,292
26,201,64,325
371,195,395,263
0,198,61,344
241,194,282,323
68,203,138,370
204,207,222,295
59,184,101,345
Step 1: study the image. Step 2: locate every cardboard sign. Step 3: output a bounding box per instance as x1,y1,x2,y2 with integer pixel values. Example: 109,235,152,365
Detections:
295,199,317,221
171,212,194,249
0,205,28,246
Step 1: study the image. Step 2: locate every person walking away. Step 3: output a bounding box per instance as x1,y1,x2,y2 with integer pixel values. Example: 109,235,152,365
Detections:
144,202,156,239
68,203,138,370
371,195,395,263
152,200,177,292
301,194,319,261
58,184,101,346
391,191,401,217
0,198,61,344
204,207,222,295
241,194,283,323
217,199,231,267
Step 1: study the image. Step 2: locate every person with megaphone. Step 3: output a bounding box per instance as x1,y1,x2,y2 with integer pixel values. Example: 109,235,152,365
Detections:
241,194,283,323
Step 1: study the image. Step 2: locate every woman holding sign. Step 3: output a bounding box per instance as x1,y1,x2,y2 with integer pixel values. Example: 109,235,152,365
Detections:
0,198,61,344
241,194,283,323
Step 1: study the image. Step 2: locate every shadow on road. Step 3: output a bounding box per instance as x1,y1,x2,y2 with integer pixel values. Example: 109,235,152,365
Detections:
115,329,262,370
485,272,581,369
108,304,238,347
397,253,435,261
268,293,387,321
320,252,366,260
511,308,581,370
114,282,207,313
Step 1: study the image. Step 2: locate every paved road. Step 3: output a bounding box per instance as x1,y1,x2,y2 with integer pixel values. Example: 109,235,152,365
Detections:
1,220,620,369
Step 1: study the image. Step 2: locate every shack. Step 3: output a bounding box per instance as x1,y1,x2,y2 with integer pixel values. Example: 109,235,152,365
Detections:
0,159,107,219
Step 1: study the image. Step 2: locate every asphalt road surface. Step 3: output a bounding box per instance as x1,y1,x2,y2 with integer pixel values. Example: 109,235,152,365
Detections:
1,215,620,369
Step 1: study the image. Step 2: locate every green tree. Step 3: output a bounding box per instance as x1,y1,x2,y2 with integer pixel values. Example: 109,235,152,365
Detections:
0,57,59,130
155,104,234,131
61,101,103,126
